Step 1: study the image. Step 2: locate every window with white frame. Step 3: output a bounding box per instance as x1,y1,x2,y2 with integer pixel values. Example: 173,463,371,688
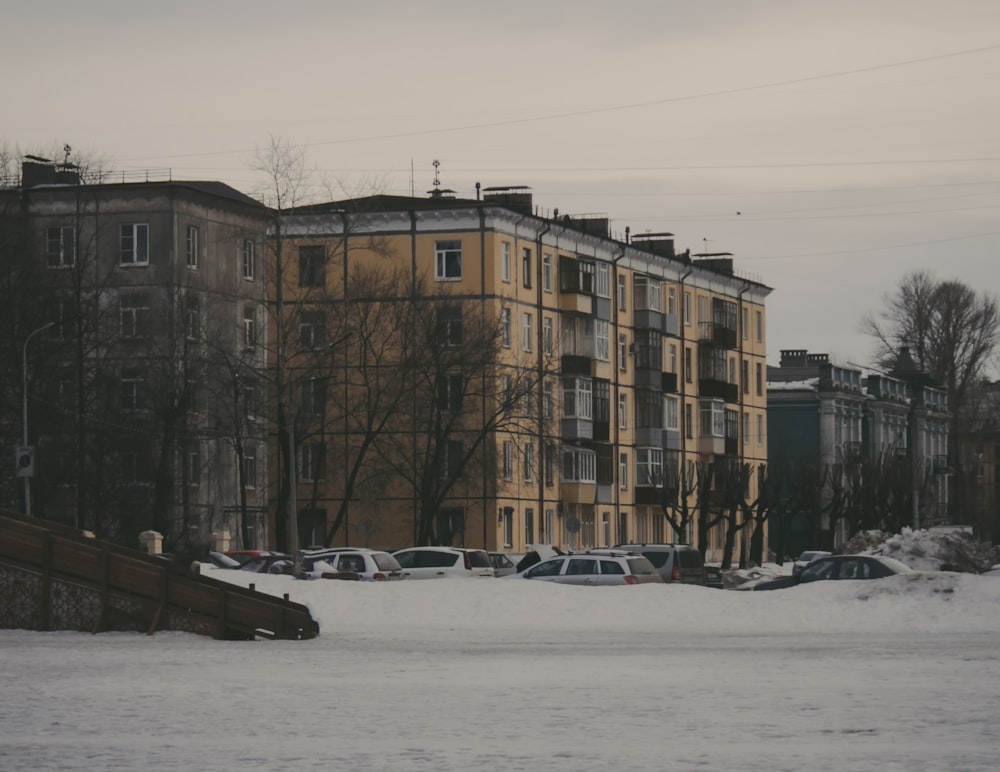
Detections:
522,247,532,288
756,414,764,446
618,334,628,371
120,223,149,265
242,239,255,280
299,245,325,287
595,319,610,361
47,226,76,268
544,380,554,419
523,376,534,417
562,448,597,483
543,253,552,291
186,225,199,269
699,399,726,437
618,274,626,310
301,377,327,415
619,453,628,489
683,291,691,325
522,312,533,351
580,317,594,357
636,447,663,487
524,443,535,482
185,295,200,340
503,440,513,480
755,310,763,342
664,395,679,431
501,374,513,414
120,293,149,338
595,263,610,298
501,308,511,347
562,377,593,419
669,343,677,374
667,286,676,316
437,373,464,412
243,306,256,349
435,240,462,280
501,242,511,282
619,393,628,429
634,276,662,311
743,413,751,445
436,306,463,346
543,317,553,355
185,443,201,486
742,307,749,339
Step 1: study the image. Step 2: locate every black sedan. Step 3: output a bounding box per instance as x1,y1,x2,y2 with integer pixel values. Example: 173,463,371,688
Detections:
752,554,913,590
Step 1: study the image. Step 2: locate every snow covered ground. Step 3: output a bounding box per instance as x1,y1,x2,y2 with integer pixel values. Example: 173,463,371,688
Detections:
3,556,1000,771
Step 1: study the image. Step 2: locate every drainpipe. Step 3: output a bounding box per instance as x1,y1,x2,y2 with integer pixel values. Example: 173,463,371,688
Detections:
678,265,693,542
611,240,627,533
535,218,551,544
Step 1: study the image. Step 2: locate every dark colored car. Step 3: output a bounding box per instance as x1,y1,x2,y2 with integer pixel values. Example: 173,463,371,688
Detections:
614,543,706,585
705,564,725,589
752,554,913,591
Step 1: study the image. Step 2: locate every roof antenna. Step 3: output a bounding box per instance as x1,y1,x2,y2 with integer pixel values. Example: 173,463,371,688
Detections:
63,144,72,165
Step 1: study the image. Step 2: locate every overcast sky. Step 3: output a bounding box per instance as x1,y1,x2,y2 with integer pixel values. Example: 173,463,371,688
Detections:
5,0,998,368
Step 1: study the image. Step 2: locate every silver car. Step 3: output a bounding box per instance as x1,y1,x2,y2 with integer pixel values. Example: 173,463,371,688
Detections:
510,551,662,586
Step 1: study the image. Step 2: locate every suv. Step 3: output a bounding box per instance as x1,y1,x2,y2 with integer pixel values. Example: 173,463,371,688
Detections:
510,550,662,586
614,544,706,585
300,547,404,581
392,547,495,579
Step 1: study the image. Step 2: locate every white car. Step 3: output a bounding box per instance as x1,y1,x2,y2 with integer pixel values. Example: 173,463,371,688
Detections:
508,550,663,586
300,548,404,581
792,550,832,576
392,547,495,579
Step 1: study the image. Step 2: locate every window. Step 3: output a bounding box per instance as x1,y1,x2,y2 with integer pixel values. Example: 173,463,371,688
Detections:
47,226,75,267
299,246,325,287
729,357,737,385
242,382,258,421
437,306,463,346
634,329,661,370
243,445,257,489
501,374,513,414
186,225,199,268
119,293,149,338
524,444,535,482
757,414,764,447
522,312,533,351
503,441,513,480
756,362,763,396
669,344,677,374
636,448,663,487
545,443,555,486
667,286,676,316
593,380,610,424
664,395,679,431
562,448,597,483
619,394,628,429
742,307,749,339
618,334,628,371
543,317,553,355
437,373,464,412
435,240,462,280
300,442,325,481
441,440,463,480
543,253,552,291
697,295,709,326
525,508,535,545
501,242,511,282
501,308,511,347
121,368,143,410
242,240,255,280
634,277,662,311
563,377,593,419
185,295,200,340
743,360,750,394
299,310,326,350
595,263,610,298
685,403,693,439
755,310,763,343
699,399,726,437
185,443,201,486
619,453,628,489
120,449,148,485
684,347,692,383
301,378,327,415
243,306,256,349
683,291,691,325
594,320,610,361
523,376,534,417
618,274,626,310
120,223,149,265
743,413,751,445
522,247,532,288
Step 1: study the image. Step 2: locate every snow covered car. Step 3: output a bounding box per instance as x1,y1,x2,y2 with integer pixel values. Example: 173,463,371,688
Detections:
792,550,832,576
753,554,912,590
488,551,517,577
299,548,404,581
392,547,494,579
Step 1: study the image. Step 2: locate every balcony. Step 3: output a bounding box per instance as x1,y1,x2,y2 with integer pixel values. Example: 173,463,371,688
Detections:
661,312,679,337
633,309,663,331
698,322,737,350
561,417,593,440
662,428,682,451
661,372,678,393
634,426,662,447
698,378,739,403
561,354,592,376
698,435,726,456
561,480,597,503
635,365,663,389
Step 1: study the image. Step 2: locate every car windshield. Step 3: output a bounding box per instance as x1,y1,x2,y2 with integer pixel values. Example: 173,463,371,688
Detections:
466,550,491,568
800,558,836,581
373,553,401,571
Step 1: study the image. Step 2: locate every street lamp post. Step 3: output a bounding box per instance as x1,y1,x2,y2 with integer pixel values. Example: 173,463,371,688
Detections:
22,322,54,516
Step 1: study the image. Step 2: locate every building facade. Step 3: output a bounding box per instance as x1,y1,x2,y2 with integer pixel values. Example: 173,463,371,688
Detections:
1,158,271,548
271,186,770,560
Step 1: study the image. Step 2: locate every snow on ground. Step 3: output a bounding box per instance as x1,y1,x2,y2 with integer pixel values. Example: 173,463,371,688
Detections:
2,530,999,771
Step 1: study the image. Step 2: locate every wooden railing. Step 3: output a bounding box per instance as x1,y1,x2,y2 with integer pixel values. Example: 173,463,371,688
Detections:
0,509,318,641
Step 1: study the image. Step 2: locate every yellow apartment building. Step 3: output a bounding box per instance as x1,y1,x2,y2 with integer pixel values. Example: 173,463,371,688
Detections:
268,186,770,561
